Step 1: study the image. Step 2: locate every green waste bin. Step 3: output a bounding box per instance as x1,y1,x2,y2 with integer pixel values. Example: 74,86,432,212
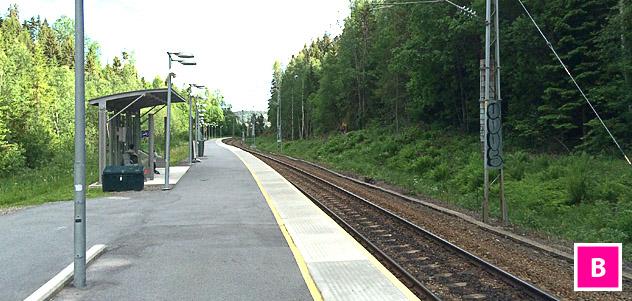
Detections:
197,140,205,157
102,165,144,192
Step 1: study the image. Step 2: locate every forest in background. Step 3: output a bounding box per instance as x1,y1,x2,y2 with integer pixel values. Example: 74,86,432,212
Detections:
0,5,228,205
0,4,227,174
268,0,631,155
260,0,632,257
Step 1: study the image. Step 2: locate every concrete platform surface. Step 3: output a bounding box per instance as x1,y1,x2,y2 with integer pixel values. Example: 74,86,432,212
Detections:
1,140,310,301
220,140,419,301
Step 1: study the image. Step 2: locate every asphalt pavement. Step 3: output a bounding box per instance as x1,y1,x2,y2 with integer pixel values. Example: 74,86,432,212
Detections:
0,140,311,301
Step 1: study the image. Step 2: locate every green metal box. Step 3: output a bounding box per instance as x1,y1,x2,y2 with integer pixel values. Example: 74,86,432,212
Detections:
102,165,144,192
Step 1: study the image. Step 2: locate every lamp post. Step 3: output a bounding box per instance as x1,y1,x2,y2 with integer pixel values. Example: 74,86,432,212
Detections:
73,0,86,288
252,109,257,148
188,84,205,165
196,102,205,159
164,52,196,191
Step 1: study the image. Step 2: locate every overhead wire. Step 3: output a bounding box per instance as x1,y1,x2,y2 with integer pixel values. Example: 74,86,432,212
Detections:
372,0,479,18
516,0,631,166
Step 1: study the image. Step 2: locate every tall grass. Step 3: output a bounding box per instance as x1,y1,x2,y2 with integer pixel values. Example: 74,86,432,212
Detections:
0,140,190,208
0,154,106,207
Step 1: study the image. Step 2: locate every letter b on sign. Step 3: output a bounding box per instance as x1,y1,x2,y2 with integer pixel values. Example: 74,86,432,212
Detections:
591,258,606,277
574,243,622,291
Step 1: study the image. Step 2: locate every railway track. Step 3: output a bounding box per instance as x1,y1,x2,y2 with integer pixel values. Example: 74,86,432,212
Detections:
226,139,559,301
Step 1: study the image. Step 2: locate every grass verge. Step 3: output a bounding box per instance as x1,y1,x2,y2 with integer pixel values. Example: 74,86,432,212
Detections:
0,141,190,208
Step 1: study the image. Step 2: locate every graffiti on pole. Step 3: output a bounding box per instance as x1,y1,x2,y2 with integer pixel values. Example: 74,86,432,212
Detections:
486,100,503,169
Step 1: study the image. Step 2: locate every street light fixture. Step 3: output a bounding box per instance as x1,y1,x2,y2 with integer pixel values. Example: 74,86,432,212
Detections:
188,84,205,165
164,51,195,191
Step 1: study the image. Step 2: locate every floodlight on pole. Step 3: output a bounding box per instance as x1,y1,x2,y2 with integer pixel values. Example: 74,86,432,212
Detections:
175,52,194,58
164,51,196,191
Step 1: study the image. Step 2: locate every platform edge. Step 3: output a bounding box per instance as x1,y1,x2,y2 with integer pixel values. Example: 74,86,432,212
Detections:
219,141,323,301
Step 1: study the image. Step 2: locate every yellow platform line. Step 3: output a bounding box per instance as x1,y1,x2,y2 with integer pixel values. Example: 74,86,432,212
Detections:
274,163,421,301
221,141,419,301
231,148,323,301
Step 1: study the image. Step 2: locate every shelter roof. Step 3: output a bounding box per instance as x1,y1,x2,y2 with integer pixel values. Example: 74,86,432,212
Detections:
88,88,186,112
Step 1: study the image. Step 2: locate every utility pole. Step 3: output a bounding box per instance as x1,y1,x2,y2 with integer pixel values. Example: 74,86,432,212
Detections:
482,0,506,224
292,74,297,140
301,74,305,139
251,112,256,148
73,0,86,288
276,74,282,149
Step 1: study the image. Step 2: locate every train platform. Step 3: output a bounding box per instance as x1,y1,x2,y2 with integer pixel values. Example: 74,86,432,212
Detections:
6,139,417,300
218,140,419,301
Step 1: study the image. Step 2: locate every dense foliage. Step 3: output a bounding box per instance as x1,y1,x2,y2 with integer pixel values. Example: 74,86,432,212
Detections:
0,5,225,176
262,0,632,257
268,0,632,156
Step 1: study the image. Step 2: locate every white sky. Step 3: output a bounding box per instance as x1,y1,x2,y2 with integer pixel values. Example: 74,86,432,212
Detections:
2,0,349,111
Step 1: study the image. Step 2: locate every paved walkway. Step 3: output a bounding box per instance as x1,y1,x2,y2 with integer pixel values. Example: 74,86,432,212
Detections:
1,140,311,301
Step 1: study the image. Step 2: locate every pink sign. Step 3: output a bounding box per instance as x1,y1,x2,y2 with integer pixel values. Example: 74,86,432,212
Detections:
574,243,622,291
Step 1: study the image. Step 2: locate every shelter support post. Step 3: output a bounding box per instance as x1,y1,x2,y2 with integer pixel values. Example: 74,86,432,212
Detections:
134,111,140,152
125,113,133,149
148,114,155,180
113,115,121,165
98,102,106,184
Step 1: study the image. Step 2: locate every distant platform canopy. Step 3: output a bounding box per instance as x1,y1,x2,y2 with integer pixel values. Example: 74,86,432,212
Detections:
88,88,186,112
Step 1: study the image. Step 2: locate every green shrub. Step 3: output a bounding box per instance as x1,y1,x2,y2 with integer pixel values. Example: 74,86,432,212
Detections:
431,162,451,182
0,141,25,174
411,156,436,174
565,158,593,205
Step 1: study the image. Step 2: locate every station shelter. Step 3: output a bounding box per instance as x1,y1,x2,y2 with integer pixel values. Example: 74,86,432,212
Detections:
88,88,187,184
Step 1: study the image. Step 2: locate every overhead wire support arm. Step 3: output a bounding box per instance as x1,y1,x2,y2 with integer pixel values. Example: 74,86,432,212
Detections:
516,0,632,166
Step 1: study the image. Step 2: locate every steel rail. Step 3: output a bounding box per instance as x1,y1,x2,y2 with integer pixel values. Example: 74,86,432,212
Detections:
229,140,559,300
289,172,441,301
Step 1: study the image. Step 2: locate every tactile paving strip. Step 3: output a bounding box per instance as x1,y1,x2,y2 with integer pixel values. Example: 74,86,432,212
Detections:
221,142,419,301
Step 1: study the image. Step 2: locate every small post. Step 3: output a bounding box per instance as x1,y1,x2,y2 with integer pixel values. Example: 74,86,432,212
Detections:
148,114,155,180
500,169,507,224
